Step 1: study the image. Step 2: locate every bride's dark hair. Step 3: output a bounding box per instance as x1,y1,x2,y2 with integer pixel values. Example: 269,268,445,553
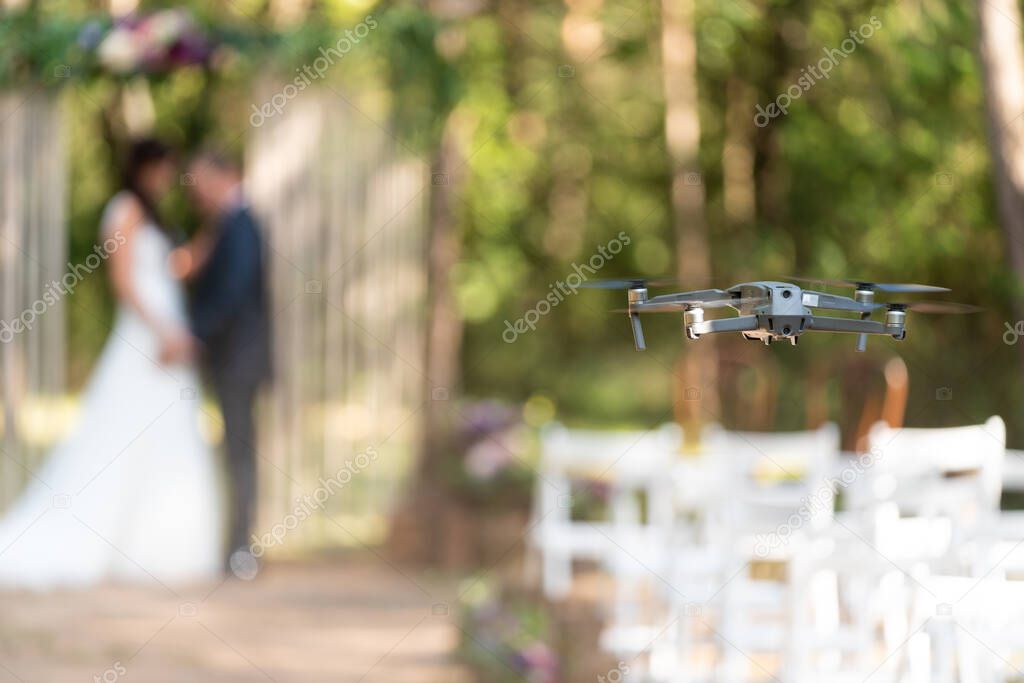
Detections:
122,137,173,224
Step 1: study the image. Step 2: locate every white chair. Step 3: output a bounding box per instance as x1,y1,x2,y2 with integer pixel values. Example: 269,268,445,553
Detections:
863,417,1006,572
689,424,841,683
622,418,1010,683
594,450,727,683
601,424,842,683
790,414,1008,683
862,417,1005,517
787,504,953,683
970,510,1024,578
529,422,681,600
910,574,1024,683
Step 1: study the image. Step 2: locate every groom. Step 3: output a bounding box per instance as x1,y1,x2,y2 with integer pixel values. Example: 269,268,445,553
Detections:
185,151,272,573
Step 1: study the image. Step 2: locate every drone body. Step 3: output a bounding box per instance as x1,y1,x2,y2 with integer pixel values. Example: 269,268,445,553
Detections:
592,277,979,352
684,281,908,348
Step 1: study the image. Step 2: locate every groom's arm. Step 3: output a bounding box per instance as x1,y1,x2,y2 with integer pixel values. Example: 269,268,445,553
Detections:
191,216,264,344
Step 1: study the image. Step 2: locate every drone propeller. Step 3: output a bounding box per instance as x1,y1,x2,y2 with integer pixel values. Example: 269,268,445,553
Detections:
788,277,950,294
887,301,983,314
580,277,677,290
582,278,678,350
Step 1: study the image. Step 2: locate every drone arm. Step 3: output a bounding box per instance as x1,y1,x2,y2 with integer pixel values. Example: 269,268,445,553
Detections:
646,289,731,306
688,315,760,336
806,316,885,335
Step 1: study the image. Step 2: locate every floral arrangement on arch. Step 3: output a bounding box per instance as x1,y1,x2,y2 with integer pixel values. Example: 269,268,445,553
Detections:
80,9,213,76
0,6,350,87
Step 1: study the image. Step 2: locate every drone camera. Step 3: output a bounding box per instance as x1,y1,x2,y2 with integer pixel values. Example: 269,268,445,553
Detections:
764,315,808,337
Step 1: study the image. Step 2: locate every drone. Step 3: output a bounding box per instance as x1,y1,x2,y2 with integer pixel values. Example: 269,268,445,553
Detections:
586,277,981,352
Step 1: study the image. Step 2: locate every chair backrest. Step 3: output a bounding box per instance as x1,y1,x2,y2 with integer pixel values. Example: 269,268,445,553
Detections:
703,422,840,489
968,511,1024,579
701,423,841,535
538,422,682,482
865,417,1006,520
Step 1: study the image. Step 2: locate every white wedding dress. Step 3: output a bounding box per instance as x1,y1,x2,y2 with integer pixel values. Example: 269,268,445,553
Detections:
0,193,224,590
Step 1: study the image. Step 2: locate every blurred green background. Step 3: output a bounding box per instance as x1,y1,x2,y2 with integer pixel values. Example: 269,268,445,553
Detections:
4,0,1020,443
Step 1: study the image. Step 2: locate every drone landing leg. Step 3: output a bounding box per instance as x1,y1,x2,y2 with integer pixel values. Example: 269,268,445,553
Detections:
629,313,646,350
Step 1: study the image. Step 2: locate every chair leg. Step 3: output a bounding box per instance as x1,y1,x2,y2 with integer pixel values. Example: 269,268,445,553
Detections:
718,587,750,683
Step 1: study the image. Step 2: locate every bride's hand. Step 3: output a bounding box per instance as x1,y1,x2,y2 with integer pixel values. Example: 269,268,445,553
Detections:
158,329,197,365
168,247,194,280
169,227,217,282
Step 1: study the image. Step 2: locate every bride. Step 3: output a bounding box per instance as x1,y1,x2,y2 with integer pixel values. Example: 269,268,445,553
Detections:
0,139,223,589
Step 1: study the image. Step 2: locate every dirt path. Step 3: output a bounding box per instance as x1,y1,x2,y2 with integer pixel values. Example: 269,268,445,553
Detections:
0,555,472,683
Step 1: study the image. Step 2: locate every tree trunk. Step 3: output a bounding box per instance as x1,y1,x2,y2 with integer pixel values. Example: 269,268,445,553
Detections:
723,77,756,232
977,0,1024,300
661,0,719,445
420,125,465,483
387,123,465,564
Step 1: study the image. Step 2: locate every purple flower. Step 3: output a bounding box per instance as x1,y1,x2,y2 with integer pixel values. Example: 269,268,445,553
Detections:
514,642,560,682
462,400,518,440
168,33,212,66
93,8,212,75
465,436,515,481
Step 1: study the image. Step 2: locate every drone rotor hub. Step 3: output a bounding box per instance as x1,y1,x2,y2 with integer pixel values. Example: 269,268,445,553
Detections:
627,287,648,305
854,288,875,304
885,308,907,336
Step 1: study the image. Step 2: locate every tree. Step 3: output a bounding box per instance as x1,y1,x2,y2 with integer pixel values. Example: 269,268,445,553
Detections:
976,0,1024,319
660,0,718,443
378,3,467,564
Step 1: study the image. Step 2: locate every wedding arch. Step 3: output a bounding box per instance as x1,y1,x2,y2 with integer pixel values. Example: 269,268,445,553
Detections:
249,86,428,546
0,11,428,549
0,90,68,504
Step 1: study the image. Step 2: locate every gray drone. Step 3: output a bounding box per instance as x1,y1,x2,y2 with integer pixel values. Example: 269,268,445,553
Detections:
588,277,980,351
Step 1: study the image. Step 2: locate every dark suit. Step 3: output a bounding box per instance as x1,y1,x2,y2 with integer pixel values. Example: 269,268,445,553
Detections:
190,203,272,561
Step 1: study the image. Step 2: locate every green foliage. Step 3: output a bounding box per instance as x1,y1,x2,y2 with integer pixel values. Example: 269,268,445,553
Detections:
372,3,461,152
0,9,88,87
